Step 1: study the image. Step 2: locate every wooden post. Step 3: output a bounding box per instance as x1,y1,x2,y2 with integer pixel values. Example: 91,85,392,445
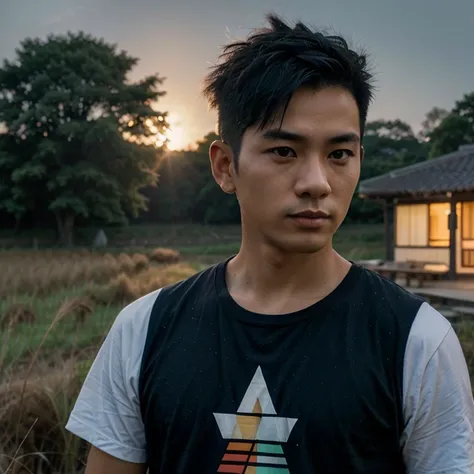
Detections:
449,198,457,280
384,200,395,261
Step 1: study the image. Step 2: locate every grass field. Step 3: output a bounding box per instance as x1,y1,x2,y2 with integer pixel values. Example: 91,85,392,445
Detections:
0,222,396,473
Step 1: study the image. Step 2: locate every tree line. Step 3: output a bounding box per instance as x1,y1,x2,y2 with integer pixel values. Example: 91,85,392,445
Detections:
0,32,473,244
140,94,474,226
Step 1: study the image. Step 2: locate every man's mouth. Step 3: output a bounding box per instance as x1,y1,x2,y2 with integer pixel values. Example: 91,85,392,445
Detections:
289,210,330,219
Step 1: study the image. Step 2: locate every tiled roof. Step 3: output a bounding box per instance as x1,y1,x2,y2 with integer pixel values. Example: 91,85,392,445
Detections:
358,145,474,198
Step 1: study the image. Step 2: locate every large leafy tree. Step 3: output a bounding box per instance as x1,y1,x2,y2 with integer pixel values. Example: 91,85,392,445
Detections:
0,32,169,245
427,92,474,157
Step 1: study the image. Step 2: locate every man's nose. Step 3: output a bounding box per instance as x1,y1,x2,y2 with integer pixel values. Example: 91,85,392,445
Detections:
294,156,331,198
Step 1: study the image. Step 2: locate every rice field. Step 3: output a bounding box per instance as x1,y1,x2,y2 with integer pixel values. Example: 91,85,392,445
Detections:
0,247,197,474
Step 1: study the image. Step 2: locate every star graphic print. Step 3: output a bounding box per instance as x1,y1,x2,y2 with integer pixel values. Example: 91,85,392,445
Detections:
213,366,298,473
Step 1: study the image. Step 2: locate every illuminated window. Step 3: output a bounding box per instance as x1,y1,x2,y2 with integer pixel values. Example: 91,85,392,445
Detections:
429,203,450,247
463,250,474,267
462,202,474,240
396,204,428,246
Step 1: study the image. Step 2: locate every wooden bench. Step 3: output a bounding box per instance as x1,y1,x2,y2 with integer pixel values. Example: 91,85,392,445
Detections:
366,261,448,288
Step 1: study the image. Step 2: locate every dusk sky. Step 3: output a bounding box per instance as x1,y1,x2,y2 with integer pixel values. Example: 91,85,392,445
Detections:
1,0,473,149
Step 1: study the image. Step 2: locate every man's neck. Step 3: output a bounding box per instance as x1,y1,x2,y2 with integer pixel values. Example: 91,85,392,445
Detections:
225,240,352,315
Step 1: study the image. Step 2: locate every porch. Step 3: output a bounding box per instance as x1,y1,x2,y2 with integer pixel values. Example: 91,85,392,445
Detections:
404,279,474,306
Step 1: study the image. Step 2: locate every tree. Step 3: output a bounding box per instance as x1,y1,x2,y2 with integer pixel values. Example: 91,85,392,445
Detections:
142,132,240,224
0,133,31,230
349,119,428,222
427,92,474,157
365,119,416,141
0,32,169,245
363,119,427,173
419,107,449,141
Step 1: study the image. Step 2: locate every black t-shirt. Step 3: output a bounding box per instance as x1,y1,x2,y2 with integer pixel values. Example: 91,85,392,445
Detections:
138,260,423,473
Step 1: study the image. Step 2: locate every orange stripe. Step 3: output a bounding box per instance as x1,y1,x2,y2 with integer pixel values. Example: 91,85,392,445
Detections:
218,464,245,473
223,453,248,462
248,455,257,463
227,442,253,452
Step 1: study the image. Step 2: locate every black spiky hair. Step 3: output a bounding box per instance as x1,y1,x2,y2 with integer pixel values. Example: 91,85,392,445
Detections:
203,14,375,163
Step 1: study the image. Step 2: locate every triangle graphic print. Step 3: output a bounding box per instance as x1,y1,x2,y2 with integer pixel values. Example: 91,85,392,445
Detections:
213,366,297,473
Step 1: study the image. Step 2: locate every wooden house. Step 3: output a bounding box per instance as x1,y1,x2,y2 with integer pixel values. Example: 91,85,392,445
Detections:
359,144,474,279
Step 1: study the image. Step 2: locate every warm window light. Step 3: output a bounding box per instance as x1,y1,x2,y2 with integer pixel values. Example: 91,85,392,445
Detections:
429,202,450,247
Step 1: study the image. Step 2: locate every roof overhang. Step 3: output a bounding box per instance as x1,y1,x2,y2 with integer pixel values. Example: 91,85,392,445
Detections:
358,188,474,201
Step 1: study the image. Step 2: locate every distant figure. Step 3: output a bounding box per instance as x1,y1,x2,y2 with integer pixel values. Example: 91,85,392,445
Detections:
92,229,107,248
66,14,474,474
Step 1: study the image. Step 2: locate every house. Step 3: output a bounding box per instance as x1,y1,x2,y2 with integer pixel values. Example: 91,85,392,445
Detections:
358,144,474,279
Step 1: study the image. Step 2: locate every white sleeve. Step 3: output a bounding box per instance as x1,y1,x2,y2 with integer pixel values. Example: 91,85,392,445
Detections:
65,289,160,464
402,302,474,473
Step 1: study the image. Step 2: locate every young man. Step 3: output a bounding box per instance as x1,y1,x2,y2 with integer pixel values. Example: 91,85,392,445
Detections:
66,15,474,474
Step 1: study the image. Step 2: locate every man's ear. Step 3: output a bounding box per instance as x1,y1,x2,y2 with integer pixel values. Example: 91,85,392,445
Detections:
209,140,236,194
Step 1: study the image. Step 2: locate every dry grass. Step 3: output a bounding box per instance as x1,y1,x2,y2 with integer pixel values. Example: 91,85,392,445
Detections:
131,253,150,272
0,248,198,473
0,250,152,299
149,247,181,264
56,296,95,328
87,263,196,306
1,304,36,331
0,361,86,474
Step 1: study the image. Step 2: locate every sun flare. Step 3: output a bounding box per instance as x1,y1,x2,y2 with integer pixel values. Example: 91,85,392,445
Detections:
165,114,188,151
123,113,190,150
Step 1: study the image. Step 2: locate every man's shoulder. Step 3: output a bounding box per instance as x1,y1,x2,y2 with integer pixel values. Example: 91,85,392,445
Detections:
355,264,426,315
159,261,220,301
111,263,220,337
356,265,452,350
406,301,452,359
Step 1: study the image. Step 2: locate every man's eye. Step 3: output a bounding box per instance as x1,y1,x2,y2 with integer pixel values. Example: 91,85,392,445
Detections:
269,147,297,158
329,149,354,160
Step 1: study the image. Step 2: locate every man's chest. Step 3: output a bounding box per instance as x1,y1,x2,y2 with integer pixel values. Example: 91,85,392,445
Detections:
139,322,404,473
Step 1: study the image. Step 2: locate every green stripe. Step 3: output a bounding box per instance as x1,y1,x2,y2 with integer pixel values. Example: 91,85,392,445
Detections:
256,467,289,474
255,443,284,455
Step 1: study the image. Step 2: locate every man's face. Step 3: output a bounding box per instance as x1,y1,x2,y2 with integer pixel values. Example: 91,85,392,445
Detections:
213,85,363,254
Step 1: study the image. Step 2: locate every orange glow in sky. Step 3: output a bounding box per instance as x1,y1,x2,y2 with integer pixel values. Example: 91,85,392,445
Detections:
165,113,188,151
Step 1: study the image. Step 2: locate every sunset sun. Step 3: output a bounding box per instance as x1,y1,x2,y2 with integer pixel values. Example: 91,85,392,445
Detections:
165,113,189,151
